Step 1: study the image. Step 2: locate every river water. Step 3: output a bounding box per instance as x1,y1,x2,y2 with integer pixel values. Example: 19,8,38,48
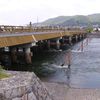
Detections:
39,37,100,88
5,36,100,88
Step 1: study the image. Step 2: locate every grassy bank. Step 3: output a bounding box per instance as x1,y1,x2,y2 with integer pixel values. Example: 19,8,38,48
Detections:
0,66,10,79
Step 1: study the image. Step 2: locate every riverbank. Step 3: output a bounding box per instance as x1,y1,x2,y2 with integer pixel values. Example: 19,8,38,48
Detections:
0,66,10,79
0,71,53,100
1,71,100,100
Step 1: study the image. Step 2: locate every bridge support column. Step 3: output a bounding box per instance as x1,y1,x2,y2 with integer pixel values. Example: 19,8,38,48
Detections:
75,35,78,42
10,48,17,64
60,37,64,44
69,36,72,45
47,40,51,49
82,34,85,39
56,39,60,50
79,34,82,40
24,47,32,64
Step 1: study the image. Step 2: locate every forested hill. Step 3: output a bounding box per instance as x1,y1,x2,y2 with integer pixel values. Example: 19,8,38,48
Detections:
34,13,100,26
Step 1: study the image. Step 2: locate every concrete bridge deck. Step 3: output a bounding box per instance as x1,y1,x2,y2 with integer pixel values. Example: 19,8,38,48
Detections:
0,25,87,64
0,27,86,48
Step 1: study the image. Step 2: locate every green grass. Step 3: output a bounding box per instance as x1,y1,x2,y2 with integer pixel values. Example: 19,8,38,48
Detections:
0,72,10,79
0,66,10,79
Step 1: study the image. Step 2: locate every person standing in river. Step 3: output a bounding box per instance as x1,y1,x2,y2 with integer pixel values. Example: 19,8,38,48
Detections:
61,48,72,69
67,49,71,69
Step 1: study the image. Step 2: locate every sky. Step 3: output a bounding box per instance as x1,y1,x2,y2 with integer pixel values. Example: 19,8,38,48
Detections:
0,0,100,25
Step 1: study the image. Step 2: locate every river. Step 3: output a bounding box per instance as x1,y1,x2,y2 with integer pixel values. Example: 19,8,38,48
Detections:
5,36,100,89
40,37,100,88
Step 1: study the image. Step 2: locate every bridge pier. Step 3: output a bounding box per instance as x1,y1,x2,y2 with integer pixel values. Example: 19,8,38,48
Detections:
47,40,51,49
79,34,82,40
11,43,34,64
72,35,76,43
48,38,61,50
75,35,78,42
10,47,18,64
82,34,85,39
21,43,34,64
69,36,72,45
82,34,86,39
56,38,60,50
24,47,32,64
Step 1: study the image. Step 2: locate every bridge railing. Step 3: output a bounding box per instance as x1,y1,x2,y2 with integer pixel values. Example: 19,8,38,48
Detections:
0,25,86,34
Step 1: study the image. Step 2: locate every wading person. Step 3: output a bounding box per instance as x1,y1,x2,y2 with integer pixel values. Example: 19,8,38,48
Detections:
61,49,71,69
67,49,71,69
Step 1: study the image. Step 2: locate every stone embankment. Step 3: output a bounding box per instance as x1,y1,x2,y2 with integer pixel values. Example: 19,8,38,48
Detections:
0,71,53,100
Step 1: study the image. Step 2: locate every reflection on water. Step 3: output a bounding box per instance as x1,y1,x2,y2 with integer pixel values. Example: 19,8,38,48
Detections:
41,38,100,88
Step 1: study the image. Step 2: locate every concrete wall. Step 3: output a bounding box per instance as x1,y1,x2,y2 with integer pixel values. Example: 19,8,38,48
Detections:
0,71,53,100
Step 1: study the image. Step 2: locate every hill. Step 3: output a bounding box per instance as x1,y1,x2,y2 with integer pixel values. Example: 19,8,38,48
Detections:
33,13,100,27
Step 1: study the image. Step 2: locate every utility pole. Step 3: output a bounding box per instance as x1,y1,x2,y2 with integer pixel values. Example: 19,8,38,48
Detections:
37,16,38,26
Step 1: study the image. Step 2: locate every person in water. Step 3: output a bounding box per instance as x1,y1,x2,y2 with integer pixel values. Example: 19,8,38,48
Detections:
61,49,71,69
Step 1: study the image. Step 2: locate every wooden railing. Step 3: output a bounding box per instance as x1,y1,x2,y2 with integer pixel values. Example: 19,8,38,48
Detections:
0,25,86,33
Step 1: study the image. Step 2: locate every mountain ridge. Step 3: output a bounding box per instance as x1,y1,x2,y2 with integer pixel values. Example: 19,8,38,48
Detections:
34,13,100,26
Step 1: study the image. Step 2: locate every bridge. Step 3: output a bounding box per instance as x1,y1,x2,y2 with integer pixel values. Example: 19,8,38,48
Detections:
0,25,87,65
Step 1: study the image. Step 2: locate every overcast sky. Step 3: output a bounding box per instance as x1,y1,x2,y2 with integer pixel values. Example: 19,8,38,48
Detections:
0,0,100,25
